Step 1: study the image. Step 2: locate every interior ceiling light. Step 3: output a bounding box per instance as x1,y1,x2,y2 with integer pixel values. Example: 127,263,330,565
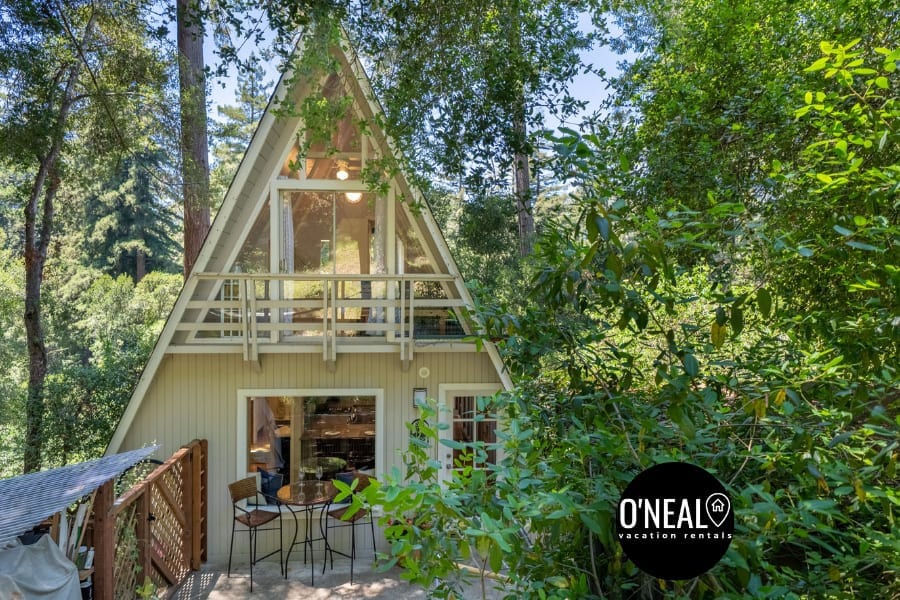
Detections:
345,192,362,203
335,160,349,181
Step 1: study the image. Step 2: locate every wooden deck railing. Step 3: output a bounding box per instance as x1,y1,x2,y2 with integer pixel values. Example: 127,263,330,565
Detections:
181,273,468,362
93,439,207,600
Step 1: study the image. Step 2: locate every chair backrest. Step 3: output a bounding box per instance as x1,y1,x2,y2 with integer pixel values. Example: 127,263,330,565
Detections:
355,472,374,493
228,477,258,504
336,471,374,494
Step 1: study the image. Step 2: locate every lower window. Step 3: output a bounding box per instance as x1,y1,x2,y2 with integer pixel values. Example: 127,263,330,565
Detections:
247,394,377,487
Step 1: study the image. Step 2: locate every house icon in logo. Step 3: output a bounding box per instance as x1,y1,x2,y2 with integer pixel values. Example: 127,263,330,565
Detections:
711,498,725,513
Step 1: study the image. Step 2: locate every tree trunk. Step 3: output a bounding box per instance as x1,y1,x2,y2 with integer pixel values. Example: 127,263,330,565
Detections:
22,174,56,473
22,52,86,473
135,247,147,282
177,0,211,277
509,0,533,257
513,120,533,257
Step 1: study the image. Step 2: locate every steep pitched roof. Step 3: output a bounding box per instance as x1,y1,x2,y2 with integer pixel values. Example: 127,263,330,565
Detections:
107,34,511,454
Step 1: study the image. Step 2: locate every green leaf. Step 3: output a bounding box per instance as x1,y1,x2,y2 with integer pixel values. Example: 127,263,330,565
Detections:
874,76,889,89
801,499,838,512
754,396,767,419
441,438,464,450
711,322,726,348
715,306,727,326
757,288,772,319
833,225,854,236
596,216,610,241
827,431,853,448
476,535,491,560
546,576,569,588
806,56,829,72
579,511,604,534
816,172,833,184
773,389,786,407
730,307,744,336
489,541,504,572
845,240,879,251
797,246,814,257
683,354,699,377
667,405,696,437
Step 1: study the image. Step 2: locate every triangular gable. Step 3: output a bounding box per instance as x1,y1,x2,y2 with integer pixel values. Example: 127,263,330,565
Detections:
107,32,511,455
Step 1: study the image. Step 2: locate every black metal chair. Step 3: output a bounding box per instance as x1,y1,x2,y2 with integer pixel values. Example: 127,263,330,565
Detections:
322,472,376,583
227,476,293,592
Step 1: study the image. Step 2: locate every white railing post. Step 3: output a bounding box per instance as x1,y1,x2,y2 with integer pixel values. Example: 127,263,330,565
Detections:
322,278,328,361
248,279,258,361
408,279,415,361
399,277,406,361
241,278,250,361
331,274,337,361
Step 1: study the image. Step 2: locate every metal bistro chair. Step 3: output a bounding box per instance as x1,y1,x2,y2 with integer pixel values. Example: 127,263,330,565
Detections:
227,476,294,592
322,471,376,583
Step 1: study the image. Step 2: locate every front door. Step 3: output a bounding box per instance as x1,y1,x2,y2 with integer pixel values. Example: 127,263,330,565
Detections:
438,385,500,484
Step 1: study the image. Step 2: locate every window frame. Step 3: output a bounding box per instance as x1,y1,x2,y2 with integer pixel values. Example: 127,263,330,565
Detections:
236,387,385,486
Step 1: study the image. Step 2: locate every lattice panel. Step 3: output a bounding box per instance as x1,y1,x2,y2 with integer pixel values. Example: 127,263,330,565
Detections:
149,457,190,587
113,503,140,599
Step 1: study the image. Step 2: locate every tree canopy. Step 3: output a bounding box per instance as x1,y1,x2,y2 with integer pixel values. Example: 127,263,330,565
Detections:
0,1,896,596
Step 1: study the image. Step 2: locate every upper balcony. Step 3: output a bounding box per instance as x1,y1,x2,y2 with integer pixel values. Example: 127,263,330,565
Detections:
171,272,472,365
169,68,480,367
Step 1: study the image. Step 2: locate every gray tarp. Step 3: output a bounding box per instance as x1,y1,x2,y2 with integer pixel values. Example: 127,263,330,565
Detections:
0,445,158,549
0,535,80,600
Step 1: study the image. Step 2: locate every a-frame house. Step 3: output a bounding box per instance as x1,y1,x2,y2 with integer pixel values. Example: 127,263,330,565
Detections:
106,36,510,563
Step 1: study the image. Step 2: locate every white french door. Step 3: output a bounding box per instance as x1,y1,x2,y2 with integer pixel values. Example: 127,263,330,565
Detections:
437,384,501,485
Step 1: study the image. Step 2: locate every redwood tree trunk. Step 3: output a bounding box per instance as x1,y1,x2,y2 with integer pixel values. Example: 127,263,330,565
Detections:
135,247,147,282
177,0,211,277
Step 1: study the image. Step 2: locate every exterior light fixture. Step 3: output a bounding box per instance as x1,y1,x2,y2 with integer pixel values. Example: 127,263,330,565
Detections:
335,160,349,181
345,192,362,203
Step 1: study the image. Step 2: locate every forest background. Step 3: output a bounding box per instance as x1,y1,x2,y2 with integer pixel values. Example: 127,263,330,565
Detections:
0,1,897,598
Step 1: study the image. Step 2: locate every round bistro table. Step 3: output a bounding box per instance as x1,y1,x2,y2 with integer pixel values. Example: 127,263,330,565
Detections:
277,480,337,585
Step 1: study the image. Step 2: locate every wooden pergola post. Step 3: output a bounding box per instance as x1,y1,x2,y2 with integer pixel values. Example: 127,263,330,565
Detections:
92,480,115,600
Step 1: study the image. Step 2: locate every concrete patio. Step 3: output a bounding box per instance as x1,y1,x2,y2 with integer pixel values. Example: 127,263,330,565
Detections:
170,555,506,599
170,557,426,599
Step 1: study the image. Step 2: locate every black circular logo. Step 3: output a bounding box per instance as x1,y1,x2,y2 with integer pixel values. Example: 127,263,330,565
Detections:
616,462,734,580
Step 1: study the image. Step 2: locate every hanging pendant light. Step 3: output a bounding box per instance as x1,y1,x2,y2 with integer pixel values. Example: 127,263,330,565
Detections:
335,160,349,181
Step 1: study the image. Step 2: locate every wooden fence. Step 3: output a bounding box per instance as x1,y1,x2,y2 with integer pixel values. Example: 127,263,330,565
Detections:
93,439,207,599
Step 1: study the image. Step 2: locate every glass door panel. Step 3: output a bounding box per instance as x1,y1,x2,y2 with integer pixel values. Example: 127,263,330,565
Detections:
439,393,498,483
279,191,387,335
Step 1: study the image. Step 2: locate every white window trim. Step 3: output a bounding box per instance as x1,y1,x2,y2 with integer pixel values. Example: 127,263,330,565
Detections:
236,387,385,486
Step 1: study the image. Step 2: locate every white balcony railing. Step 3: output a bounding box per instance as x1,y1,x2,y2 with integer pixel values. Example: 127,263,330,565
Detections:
179,273,468,362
